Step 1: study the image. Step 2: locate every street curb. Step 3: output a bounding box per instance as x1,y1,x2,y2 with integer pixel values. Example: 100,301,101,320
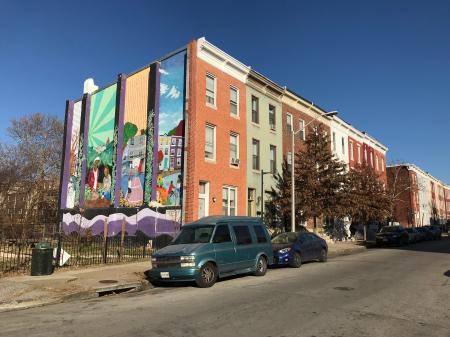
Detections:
328,245,367,259
0,280,150,313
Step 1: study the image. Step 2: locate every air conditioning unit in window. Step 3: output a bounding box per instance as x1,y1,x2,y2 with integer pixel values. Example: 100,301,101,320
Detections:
230,158,240,166
270,123,276,131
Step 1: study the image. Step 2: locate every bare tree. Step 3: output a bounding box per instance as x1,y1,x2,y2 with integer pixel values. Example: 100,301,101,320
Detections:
0,113,63,239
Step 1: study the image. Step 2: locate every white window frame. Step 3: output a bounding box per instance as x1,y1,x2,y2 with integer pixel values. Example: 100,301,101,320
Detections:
341,137,345,155
230,86,239,117
299,120,305,140
269,104,276,131
376,155,379,171
230,132,239,164
357,144,361,163
251,95,259,124
206,73,216,108
269,145,277,174
287,152,292,165
349,141,354,161
381,157,385,172
198,181,209,218
286,113,293,133
252,138,260,171
222,186,237,216
370,152,374,167
205,123,216,161
332,132,336,152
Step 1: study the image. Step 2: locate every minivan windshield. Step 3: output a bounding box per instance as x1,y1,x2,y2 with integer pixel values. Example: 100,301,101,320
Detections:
271,232,298,244
171,225,215,245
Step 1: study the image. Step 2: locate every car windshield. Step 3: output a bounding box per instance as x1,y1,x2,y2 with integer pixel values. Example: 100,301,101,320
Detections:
272,232,298,244
171,225,215,245
380,227,400,233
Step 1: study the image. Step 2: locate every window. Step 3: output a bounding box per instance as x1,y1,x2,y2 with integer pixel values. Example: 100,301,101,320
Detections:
177,148,182,156
376,155,379,171
381,158,385,172
269,105,276,130
230,86,238,116
198,181,209,219
206,74,216,106
251,96,259,124
222,186,237,216
253,225,267,243
176,157,181,166
252,139,260,170
233,226,252,245
171,138,176,145
370,152,374,167
332,132,336,152
270,145,277,174
299,120,305,140
286,113,293,133
287,152,292,166
357,144,361,163
364,148,367,163
212,225,231,243
230,133,239,164
341,137,345,154
205,124,215,160
349,141,354,160
247,188,256,216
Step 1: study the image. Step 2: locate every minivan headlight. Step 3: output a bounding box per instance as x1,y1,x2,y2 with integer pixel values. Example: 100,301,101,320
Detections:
151,257,157,263
278,247,291,254
180,255,195,267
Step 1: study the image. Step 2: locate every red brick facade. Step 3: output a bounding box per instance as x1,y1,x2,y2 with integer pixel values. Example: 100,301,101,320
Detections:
184,40,247,222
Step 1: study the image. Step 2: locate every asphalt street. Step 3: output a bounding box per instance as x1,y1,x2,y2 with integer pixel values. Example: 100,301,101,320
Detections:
1,239,449,337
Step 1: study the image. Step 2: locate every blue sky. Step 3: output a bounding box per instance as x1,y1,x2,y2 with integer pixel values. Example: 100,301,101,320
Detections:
1,0,449,183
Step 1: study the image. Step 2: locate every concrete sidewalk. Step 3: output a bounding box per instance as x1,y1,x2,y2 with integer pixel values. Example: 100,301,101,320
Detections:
0,241,366,312
0,261,151,312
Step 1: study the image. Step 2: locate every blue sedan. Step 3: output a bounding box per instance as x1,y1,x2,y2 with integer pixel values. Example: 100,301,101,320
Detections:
271,232,328,267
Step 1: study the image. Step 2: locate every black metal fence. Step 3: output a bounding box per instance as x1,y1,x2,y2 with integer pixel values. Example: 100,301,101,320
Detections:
0,229,174,276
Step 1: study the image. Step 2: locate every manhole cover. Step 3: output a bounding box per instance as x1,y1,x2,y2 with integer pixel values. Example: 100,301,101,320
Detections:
99,280,118,284
334,286,354,291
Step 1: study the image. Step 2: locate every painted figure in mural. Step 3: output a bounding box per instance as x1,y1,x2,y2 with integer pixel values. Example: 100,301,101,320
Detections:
126,157,144,206
101,166,111,201
88,157,101,199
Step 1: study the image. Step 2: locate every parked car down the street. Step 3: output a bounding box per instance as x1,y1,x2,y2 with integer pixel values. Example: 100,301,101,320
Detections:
149,216,273,288
425,225,442,240
406,228,421,244
416,227,434,241
375,226,409,246
271,232,328,267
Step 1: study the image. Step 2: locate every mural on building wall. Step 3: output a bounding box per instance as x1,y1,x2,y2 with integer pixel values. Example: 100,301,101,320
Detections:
84,84,117,208
120,69,150,207
60,50,186,239
66,100,82,208
157,50,186,207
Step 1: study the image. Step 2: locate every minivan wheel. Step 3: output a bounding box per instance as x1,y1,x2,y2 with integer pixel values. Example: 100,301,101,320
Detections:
195,262,217,288
289,252,302,268
254,256,268,276
319,249,327,262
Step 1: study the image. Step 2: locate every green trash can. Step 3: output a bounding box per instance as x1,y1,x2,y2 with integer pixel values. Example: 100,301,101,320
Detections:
31,242,54,276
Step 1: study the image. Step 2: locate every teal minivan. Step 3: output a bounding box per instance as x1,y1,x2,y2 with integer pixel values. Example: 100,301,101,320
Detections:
149,216,273,287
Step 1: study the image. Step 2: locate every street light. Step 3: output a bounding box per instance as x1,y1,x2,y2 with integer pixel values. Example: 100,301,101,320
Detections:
260,170,272,219
290,104,337,232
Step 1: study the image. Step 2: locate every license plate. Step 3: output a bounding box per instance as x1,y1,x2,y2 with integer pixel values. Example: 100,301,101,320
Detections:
160,272,170,279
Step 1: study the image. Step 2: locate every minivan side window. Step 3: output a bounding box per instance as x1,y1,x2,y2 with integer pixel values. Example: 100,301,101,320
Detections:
233,226,253,245
253,225,267,243
213,225,232,243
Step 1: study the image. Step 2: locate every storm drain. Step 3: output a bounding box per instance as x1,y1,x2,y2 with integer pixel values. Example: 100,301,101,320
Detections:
96,281,143,297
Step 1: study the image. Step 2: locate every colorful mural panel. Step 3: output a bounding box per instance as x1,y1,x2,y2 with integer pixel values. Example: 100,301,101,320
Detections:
157,51,186,207
120,68,150,207
84,84,117,208
66,101,82,208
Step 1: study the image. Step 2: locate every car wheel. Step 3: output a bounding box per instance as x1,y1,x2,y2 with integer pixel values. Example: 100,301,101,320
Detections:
319,249,327,262
195,262,217,288
289,252,302,268
254,256,268,276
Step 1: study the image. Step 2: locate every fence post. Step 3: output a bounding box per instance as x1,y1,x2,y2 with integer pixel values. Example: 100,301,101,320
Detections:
120,217,125,261
103,217,108,264
55,220,62,269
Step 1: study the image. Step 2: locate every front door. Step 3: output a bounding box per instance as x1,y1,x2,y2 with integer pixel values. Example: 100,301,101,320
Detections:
212,224,236,274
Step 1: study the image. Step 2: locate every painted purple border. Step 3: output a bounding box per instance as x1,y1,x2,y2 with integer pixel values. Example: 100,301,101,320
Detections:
79,94,91,208
151,63,161,201
60,100,74,209
114,74,127,207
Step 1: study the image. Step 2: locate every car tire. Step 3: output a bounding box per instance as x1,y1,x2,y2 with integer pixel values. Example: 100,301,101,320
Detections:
319,249,327,262
254,256,268,276
195,262,217,288
289,252,302,268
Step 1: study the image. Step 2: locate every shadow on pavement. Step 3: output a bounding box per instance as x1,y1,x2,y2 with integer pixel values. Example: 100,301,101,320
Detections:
366,236,450,255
